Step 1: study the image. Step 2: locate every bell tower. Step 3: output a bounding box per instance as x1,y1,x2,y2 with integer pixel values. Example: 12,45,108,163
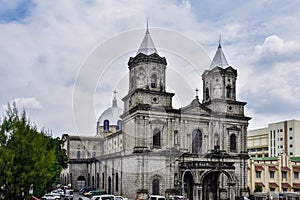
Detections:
202,41,245,115
122,26,174,113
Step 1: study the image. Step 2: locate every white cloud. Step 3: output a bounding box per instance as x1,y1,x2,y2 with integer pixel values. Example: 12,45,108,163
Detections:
2,97,42,111
1,1,300,135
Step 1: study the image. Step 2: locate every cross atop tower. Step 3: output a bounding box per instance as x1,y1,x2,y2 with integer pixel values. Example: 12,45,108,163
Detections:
112,90,117,107
195,88,199,99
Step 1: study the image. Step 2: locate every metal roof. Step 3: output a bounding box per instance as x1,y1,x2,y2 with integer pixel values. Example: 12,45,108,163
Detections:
136,26,158,55
209,43,229,69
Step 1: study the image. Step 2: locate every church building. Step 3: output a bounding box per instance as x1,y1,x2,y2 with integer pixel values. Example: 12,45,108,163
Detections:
61,27,251,200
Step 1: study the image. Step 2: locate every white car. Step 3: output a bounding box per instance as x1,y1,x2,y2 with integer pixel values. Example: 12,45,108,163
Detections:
149,195,166,200
91,195,115,200
79,197,91,200
41,193,61,200
115,196,128,200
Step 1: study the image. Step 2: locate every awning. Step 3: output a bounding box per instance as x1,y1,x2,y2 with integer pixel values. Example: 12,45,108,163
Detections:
293,166,300,172
255,182,265,187
269,182,279,188
293,183,300,188
282,166,291,171
282,183,291,188
255,165,264,171
269,166,278,171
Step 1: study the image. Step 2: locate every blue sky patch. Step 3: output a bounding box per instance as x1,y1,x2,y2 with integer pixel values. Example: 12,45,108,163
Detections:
0,0,35,23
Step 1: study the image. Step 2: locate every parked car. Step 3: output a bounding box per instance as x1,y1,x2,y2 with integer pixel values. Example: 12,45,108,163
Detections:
79,187,93,195
91,194,115,200
148,195,166,200
63,189,74,200
169,196,186,200
79,197,91,200
85,190,107,197
41,194,61,200
115,196,127,200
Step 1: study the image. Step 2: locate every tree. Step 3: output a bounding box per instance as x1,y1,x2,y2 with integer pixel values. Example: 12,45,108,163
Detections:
0,103,68,199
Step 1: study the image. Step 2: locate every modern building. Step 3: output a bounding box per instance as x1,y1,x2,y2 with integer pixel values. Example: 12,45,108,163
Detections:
248,154,300,195
247,120,300,158
61,27,251,200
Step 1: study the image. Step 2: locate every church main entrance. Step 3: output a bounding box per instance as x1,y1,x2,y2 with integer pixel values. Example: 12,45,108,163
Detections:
182,171,194,200
200,169,236,200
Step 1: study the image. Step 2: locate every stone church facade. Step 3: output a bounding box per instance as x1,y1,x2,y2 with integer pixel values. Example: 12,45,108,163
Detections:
61,28,251,200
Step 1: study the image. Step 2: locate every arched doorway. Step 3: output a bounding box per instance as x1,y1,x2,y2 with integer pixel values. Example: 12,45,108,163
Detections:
182,171,194,200
77,176,86,191
200,170,235,200
108,176,112,194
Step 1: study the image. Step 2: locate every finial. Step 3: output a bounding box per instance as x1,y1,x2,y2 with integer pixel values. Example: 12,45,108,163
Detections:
146,18,149,33
218,34,222,48
195,88,199,99
112,90,117,107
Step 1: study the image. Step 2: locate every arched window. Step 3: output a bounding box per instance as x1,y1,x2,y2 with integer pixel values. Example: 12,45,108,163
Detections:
108,176,112,194
226,85,232,98
97,173,100,188
153,128,161,147
230,134,237,151
117,120,122,131
115,173,119,191
151,74,157,88
77,151,81,159
92,176,95,188
205,87,210,100
102,173,105,189
104,119,109,131
192,129,202,155
152,179,160,195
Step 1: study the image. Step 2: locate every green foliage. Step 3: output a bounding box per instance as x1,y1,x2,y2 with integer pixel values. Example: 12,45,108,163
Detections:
0,103,68,199
254,184,263,192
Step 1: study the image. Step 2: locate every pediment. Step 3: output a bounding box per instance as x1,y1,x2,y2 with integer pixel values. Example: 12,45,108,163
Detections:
180,98,211,115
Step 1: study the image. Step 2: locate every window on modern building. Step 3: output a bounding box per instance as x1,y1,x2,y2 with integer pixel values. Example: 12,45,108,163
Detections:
115,173,119,191
294,171,299,179
152,179,160,195
153,128,161,146
280,145,283,148
290,152,293,156
192,129,202,155
117,120,122,131
104,119,109,131
257,148,262,151
270,171,275,179
282,171,287,179
280,129,283,132
280,138,283,141
290,144,293,148
256,171,261,178
151,74,157,88
283,188,287,192
230,134,237,152
290,136,293,140
77,151,80,159
289,127,293,131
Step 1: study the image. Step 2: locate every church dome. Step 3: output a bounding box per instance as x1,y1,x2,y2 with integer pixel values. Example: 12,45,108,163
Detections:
97,95,123,126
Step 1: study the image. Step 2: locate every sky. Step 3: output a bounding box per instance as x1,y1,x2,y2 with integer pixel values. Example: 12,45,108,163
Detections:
1,0,300,136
